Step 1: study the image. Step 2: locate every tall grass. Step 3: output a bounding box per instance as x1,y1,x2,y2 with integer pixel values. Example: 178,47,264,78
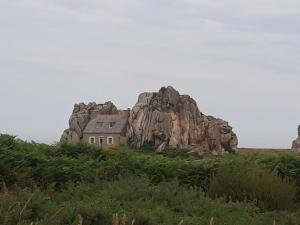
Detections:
208,163,297,210
1,177,298,225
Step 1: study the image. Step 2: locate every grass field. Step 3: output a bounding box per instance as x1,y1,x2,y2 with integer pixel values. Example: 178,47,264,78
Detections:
238,148,291,153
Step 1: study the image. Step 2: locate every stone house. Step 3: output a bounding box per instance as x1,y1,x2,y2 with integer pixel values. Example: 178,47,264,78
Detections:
82,114,128,148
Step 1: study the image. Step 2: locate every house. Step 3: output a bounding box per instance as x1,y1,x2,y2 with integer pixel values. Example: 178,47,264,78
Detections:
82,114,128,147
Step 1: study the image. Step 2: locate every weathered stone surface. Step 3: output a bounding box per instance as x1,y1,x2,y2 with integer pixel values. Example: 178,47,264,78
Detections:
127,86,238,155
292,125,300,152
60,101,119,142
60,129,80,143
60,86,238,155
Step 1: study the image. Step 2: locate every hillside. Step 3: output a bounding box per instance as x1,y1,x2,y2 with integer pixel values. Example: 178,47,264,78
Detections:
1,134,300,225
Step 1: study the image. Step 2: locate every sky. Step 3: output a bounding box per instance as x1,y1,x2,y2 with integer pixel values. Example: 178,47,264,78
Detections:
0,0,299,148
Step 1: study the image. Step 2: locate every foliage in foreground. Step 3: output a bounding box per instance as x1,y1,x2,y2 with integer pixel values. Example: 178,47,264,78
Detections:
1,134,300,224
208,163,297,210
2,177,300,225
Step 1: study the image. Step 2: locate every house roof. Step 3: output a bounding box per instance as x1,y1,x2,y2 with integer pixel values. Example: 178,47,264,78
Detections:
84,114,128,134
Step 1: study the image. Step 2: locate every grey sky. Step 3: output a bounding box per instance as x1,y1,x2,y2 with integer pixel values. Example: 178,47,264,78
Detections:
0,0,299,148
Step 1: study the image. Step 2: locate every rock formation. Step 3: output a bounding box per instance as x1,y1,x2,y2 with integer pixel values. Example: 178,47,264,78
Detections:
292,125,300,152
127,86,238,155
61,86,238,155
61,101,119,143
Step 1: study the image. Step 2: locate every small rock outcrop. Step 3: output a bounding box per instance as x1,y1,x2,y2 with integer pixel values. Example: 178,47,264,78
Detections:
127,86,238,155
292,125,300,152
61,101,119,142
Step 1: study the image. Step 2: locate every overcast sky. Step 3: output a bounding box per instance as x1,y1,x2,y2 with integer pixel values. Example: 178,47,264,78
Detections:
0,0,299,148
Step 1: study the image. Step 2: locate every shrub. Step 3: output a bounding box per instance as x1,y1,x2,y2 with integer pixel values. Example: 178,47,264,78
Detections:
208,163,298,210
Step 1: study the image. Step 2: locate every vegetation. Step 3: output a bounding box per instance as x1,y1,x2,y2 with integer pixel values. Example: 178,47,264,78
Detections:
1,134,300,224
208,163,296,210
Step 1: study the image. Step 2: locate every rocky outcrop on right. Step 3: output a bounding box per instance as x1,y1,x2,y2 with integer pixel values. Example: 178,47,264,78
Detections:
292,125,300,152
127,86,238,155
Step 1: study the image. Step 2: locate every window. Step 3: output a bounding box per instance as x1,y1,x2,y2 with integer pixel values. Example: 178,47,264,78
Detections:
99,136,104,146
107,137,114,145
89,136,95,144
96,122,103,128
109,122,115,128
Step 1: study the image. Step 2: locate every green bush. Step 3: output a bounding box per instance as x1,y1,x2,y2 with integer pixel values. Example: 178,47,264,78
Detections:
208,163,297,210
2,134,300,224
0,135,216,190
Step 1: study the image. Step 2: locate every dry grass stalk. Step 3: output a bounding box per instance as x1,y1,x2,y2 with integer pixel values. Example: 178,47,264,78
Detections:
2,181,9,196
273,219,276,225
19,194,34,218
130,218,135,225
9,201,20,213
112,213,136,225
210,217,214,225
77,214,83,225
122,213,126,225
49,207,65,221
112,213,119,225
178,219,184,225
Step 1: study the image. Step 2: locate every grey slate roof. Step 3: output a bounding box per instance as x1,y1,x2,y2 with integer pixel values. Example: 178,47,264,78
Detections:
84,115,128,134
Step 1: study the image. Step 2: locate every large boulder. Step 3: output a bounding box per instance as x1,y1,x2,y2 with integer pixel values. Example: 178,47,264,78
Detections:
292,125,300,152
127,86,238,155
60,101,118,142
